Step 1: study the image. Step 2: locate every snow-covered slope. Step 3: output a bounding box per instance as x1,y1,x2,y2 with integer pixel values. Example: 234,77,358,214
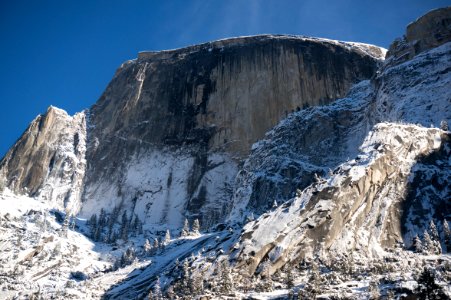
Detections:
233,124,447,275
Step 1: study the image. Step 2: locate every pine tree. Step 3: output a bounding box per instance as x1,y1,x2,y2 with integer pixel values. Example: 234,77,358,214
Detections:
153,277,163,300
181,218,189,237
98,208,106,229
440,120,448,131
423,231,434,255
413,235,423,253
120,211,129,241
368,275,380,300
61,212,70,238
429,220,439,241
443,219,451,252
272,200,278,210
304,259,321,297
179,258,192,294
415,267,447,299
86,214,97,232
192,269,204,295
163,229,171,246
151,238,159,255
220,260,234,293
286,266,295,289
144,239,152,256
120,246,136,267
192,219,200,235
108,205,120,231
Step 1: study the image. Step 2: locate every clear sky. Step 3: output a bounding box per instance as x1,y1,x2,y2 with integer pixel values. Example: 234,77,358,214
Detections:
0,0,448,157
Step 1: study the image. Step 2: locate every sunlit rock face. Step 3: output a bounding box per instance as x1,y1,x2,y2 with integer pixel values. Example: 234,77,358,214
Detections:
0,106,87,212
386,6,451,66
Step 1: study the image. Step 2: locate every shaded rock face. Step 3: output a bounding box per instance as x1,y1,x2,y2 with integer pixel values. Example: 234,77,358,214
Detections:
401,134,451,248
0,107,86,211
386,7,451,66
89,35,381,157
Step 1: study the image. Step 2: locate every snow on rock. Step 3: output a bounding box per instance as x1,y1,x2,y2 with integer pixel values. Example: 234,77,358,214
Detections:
227,80,376,221
80,149,237,231
0,192,112,300
233,123,446,276
0,107,87,215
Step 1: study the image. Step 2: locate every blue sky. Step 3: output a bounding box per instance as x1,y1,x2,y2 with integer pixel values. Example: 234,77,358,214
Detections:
0,0,448,156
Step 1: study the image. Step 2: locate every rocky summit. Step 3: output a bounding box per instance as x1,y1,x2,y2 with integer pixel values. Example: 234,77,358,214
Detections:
0,7,450,300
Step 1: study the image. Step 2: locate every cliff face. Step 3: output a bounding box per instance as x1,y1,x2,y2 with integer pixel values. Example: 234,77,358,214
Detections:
80,35,383,227
0,107,86,211
0,35,383,228
89,35,382,157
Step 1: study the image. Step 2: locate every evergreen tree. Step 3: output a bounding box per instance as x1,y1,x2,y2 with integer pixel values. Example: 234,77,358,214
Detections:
61,212,70,238
413,235,423,253
88,214,97,229
153,277,163,300
272,200,278,210
120,211,129,241
220,260,234,293
192,219,200,235
429,220,440,241
180,259,192,294
423,231,434,254
153,238,159,250
443,219,451,252
120,246,136,267
98,208,106,229
303,259,321,298
286,266,295,289
108,205,120,231
191,269,204,295
440,120,448,131
368,275,380,300
130,215,142,237
163,229,171,246
144,239,152,256
415,267,447,299
181,218,189,237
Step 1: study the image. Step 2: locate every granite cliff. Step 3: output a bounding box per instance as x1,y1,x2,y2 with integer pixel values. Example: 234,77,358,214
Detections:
0,35,384,229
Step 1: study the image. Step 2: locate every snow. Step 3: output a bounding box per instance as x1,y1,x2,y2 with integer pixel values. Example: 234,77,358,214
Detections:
81,149,237,231
138,34,386,61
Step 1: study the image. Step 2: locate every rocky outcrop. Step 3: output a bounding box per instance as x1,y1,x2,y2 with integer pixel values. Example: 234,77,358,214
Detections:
386,7,451,66
0,107,86,212
233,124,446,276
